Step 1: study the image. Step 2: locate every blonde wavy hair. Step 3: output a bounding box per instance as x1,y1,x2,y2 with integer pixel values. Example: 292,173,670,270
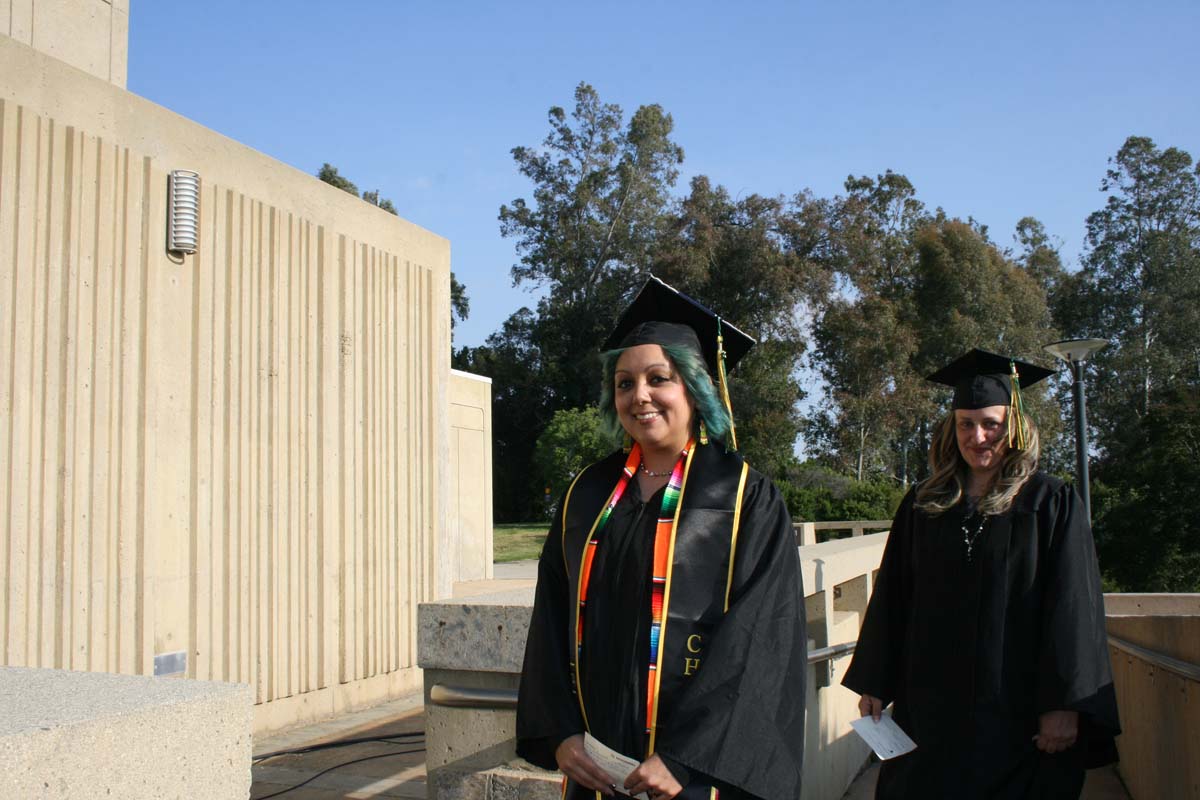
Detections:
914,410,1040,516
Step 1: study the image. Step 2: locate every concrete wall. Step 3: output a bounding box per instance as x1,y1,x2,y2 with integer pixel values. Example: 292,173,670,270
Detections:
0,666,252,799
1,0,128,86
0,34,453,733
449,370,493,584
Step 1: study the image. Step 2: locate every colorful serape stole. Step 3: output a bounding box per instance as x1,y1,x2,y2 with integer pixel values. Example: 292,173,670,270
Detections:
644,442,691,735
576,446,640,658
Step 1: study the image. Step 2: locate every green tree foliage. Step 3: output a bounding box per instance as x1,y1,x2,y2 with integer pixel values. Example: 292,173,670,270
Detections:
781,463,906,523
652,177,833,479
1060,136,1200,590
533,408,613,516
318,163,359,196
1061,136,1200,448
497,81,686,412
806,175,1061,486
1093,387,1200,591
462,83,689,520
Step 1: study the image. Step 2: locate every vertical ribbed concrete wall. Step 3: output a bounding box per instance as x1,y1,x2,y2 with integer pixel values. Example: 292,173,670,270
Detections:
0,34,453,733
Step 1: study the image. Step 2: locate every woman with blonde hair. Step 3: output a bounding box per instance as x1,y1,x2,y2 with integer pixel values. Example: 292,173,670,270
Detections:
844,349,1120,799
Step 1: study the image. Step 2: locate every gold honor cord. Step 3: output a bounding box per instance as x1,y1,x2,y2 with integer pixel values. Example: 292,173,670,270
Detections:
1008,360,1029,450
716,321,737,449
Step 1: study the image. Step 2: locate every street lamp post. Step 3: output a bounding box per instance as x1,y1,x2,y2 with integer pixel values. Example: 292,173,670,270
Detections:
1043,338,1109,523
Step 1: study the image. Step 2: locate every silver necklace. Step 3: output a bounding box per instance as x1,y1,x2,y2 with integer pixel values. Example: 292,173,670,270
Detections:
962,511,987,561
638,461,672,478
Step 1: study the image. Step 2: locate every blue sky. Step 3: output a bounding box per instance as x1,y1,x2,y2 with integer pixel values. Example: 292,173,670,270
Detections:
128,1,1200,350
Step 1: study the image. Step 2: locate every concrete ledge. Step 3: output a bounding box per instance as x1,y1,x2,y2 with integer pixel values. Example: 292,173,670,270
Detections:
0,667,253,799
419,585,537,673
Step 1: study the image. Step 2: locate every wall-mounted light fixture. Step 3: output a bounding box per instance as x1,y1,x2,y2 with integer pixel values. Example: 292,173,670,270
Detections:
167,170,200,255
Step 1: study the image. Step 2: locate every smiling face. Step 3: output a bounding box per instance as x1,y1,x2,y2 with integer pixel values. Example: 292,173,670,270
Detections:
955,405,1010,478
614,344,695,459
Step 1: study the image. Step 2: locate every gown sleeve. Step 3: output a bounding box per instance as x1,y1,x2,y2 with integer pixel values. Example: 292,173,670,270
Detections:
841,488,916,707
652,475,808,800
515,494,586,770
1033,481,1121,762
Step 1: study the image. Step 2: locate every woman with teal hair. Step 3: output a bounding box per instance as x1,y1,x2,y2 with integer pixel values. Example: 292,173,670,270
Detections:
517,277,808,800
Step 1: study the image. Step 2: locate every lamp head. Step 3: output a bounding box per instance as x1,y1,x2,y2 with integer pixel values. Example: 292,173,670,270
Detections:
1043,338,1108,363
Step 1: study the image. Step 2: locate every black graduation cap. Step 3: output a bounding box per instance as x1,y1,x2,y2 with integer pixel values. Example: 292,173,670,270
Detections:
926,348,1055,450
926,348,1055,409
601,276,756,375
602,275,756,448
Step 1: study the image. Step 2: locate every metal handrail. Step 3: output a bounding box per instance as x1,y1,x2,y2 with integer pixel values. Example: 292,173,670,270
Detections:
1108,634,1200,682
429,642,858,709
430,684,518,709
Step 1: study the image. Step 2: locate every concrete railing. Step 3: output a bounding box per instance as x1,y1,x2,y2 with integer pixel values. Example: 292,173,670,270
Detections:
794,520,891,546
0,667,252,799
418,532,889,800
1104,593,1200,800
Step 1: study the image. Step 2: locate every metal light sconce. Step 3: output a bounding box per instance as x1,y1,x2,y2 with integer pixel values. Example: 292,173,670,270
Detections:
1043,338,1109,523
167,170,200,255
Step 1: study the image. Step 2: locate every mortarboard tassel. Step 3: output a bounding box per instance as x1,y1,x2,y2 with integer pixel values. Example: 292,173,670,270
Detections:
716,319,738,450
1008,360,1028,450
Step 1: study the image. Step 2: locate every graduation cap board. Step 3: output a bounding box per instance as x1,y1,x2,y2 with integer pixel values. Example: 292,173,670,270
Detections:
602,275,756,448
926,348,1056,450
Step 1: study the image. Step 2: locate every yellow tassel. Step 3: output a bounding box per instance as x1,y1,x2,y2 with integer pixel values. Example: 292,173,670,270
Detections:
1008,361,1028,451
716,321,738,450
623,432,632,454
699,420,709,445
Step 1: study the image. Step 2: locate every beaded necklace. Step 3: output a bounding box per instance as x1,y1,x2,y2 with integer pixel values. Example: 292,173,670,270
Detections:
961,509,987,561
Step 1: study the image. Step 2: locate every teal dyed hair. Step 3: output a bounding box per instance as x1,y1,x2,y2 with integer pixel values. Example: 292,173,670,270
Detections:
598,344,734,447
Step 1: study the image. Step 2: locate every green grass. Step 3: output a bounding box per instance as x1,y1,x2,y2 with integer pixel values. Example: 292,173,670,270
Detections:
494,523,550,563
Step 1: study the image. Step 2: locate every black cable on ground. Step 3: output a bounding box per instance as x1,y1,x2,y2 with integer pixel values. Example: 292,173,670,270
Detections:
252,731,424,763
251,746,426,800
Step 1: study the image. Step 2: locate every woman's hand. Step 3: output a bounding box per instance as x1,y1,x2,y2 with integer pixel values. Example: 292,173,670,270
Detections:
1033,710,1078,753
858,693,883,722
624,754,683,800
555,734,617,796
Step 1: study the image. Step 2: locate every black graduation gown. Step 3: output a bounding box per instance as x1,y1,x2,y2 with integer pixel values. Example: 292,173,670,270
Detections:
842,472,1120,800
517,444,807,800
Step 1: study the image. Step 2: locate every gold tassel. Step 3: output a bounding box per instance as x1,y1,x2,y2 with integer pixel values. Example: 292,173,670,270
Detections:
623,432,632,454
1008,360,1028,450
699,419,709,446
716,320,738,450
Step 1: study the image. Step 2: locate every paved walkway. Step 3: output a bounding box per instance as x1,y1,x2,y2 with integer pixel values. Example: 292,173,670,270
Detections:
251,693,426,800
841,761,1131,799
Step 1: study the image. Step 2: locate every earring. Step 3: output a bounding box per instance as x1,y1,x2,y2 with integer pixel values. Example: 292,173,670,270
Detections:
699,420,709,446
623,432,632,454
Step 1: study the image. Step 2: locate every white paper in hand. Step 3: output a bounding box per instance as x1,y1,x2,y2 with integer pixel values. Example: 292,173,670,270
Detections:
582,732,649,800
850,714,917,760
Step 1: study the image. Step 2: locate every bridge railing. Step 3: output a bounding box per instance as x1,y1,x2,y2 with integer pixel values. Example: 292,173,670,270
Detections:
1104,593,1200,800
794,520,891,546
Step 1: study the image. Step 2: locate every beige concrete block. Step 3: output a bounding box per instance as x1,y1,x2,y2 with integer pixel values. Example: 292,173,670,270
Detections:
0,667,253,799
424,669,521,772
419,587,535,673
31,0,113,81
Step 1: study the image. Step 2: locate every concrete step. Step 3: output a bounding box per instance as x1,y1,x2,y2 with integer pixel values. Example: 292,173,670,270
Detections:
431,759,561,800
